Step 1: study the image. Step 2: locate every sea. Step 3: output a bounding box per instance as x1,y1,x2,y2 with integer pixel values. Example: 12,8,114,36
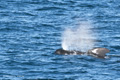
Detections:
0,0,120,80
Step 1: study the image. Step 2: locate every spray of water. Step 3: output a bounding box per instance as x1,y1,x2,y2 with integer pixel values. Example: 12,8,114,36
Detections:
62,21,95,52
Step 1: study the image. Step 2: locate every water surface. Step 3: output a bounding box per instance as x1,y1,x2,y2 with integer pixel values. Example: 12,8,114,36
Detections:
0,0,120,80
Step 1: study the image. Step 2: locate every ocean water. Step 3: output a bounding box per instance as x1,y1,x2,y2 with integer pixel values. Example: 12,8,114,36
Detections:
0,0,120,80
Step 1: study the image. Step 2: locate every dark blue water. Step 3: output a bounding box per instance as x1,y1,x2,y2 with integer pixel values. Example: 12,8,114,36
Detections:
0,0,120,80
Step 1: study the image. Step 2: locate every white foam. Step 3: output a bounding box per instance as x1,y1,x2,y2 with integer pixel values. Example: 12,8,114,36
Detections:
73,51,77,55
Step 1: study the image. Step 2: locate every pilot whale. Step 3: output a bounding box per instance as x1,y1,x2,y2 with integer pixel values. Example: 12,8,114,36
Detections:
55,48,110,58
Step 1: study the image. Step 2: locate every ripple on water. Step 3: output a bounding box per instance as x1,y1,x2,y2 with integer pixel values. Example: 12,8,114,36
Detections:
0,0,120,80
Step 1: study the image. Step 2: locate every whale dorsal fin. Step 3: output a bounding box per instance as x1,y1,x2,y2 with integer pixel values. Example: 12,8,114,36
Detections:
90,48,110,58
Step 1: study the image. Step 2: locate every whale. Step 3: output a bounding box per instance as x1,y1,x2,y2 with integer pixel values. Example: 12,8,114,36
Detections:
55,48,110,58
